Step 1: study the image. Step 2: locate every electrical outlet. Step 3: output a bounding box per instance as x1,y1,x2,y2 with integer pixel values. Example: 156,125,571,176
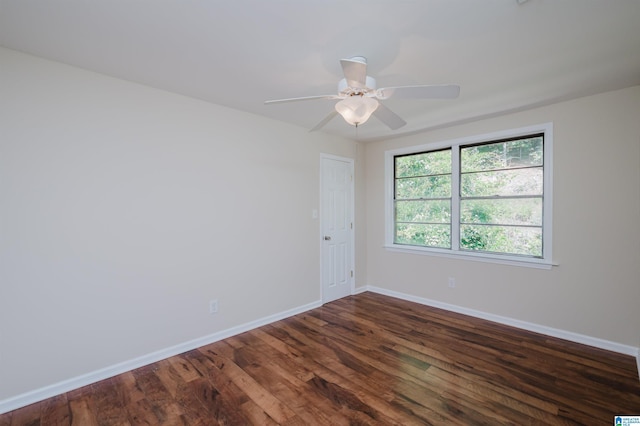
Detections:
448,277,456,288
209,299,218,314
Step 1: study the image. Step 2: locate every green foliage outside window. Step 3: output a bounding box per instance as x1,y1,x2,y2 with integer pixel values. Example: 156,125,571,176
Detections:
394,135,544,258
395,150,452,249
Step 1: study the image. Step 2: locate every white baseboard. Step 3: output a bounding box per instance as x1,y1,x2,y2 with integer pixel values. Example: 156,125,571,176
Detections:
367,286,640,359
0,299,322,415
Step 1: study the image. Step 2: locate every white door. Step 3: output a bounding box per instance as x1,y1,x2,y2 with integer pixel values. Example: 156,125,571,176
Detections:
321,155,354,303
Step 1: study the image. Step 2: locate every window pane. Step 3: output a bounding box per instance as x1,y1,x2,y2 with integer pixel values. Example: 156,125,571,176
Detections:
461,136,543,173
396,150,451,178
460,198,542,226
396,223,451,248
460,225,542,257
396,200,451,223
461,168,543,197
396,175,451,199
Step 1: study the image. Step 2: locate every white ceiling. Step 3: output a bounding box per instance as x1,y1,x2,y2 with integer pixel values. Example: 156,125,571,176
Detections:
1,0,639,142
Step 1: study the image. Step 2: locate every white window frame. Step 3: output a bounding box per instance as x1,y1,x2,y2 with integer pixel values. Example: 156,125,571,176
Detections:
385,123,554,269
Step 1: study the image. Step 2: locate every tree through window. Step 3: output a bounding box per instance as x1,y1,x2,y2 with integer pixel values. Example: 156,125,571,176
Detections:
388,125,552,266
459,135,543,257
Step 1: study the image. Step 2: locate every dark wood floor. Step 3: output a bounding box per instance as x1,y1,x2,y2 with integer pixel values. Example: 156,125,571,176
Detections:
2,292,639,425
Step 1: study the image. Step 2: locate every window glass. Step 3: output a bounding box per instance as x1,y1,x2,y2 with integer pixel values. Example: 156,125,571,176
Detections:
460,135,543,257
394,149,452,248
390,132,547,261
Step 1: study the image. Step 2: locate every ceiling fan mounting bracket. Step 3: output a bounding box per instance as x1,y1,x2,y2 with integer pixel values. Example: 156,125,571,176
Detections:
347,56,367,64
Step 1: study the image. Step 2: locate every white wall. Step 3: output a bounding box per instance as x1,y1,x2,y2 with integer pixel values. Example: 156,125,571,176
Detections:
365,85,640,348
0,47,363,402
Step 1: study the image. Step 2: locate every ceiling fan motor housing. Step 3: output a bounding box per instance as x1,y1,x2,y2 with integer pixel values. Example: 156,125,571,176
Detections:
338,76,377,97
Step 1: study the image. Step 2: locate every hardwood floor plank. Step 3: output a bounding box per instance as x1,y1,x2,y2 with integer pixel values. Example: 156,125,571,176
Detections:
196,343,301,424
237,401,279,426
430,367,565,425
233,332,375,425
1,292,639,425
68,393,98,426
152,359,185,399
39,394,70,426
270,320,450,424
125,398,165,426
248,327,410,425
292,315,453,412
8,401,41,426
0,413,10,426
91,378,130,426
185,347,271,424
186,376,249,425
116,371,146,407
167,354,203,384
129,365,186,424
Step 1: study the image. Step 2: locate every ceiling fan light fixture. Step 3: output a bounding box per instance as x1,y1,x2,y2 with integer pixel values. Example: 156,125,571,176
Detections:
335,95,379,126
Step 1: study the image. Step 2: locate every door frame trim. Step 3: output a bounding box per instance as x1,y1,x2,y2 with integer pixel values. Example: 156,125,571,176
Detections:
319,153,355,304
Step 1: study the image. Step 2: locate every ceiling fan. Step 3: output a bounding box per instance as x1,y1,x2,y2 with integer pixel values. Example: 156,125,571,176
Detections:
265,56,460,131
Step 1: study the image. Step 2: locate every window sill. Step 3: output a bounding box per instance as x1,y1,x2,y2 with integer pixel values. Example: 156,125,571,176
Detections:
384,244,556,270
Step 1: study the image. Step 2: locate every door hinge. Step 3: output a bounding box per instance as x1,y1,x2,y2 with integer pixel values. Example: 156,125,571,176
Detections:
350,222,353,229
350,270,354,278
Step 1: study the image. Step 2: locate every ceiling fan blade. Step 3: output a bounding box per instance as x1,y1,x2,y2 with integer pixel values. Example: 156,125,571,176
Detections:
373,103,407,130
376,84,460,100
265,94,340,105
309,110,338,132
340,57,367,89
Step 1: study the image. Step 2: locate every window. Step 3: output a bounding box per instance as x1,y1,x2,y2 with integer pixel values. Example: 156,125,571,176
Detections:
386,124,553,268
395,149,452,248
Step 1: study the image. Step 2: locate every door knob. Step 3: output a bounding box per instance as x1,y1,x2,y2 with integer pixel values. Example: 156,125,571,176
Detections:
324,236,331,241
